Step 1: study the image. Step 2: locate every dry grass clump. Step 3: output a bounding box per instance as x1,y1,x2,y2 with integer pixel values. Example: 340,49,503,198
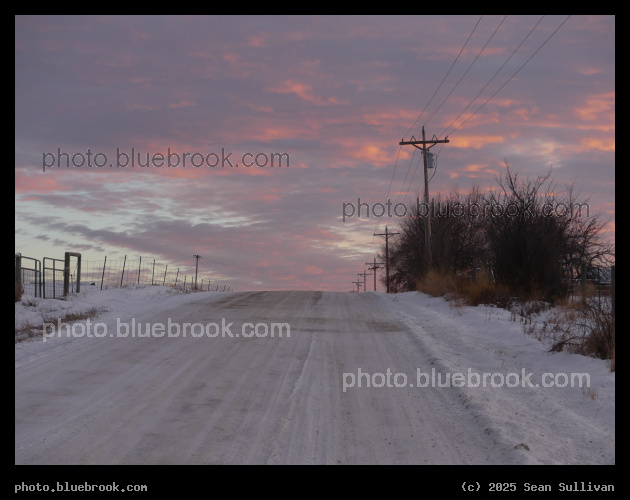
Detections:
416,270,458,298
416,270,512,308
417,269,615,371
15,307,106,343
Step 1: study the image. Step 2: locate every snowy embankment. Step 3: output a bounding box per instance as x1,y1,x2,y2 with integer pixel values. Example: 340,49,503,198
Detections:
15,285,220,357
375,291,614,464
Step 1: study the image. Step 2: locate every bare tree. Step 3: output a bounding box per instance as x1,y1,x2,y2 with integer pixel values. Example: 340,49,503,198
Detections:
381,164,614,301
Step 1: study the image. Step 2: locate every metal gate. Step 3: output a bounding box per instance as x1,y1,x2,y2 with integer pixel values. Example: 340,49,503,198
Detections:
15,253,42,297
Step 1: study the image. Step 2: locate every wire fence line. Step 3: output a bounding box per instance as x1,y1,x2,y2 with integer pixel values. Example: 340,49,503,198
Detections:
16,253,232,299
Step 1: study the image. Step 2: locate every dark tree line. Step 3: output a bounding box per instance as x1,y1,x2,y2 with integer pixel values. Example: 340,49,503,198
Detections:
379,165,614,300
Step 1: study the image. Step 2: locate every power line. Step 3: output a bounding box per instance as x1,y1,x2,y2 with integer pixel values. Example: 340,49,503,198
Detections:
371,15,485,259
423,15,508,129
368,14,480,268
394,146,418,206
438,15,546,138
431,15,570,174
402,15,484,140
446,15,572,137
366,143,402,256
395,16,505,206
365,15,572,289
384,144,403,208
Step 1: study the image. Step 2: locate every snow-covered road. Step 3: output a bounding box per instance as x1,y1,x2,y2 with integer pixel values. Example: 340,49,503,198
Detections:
15,289,614,465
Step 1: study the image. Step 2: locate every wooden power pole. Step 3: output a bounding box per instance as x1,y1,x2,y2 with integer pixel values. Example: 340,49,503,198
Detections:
374,226,399,293
366,257,385,292
193,254,201,290
358,270,369,292
399,126,449,267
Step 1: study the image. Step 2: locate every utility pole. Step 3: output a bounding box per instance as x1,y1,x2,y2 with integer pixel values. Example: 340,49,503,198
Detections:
358,270,369,292
399,126,449,268
352,279,362,293
193,254,201,290
366,257,385,292
374,226,400,293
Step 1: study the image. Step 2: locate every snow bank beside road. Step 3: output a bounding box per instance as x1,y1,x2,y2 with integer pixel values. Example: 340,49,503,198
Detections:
375,291,614,464
15,285,223,363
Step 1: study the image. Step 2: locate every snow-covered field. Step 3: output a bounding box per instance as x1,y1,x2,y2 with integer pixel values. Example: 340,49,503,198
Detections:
15,285,614,468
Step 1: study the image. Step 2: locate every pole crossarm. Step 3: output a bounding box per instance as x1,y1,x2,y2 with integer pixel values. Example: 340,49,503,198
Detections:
399,138,449,148
366,261,385,269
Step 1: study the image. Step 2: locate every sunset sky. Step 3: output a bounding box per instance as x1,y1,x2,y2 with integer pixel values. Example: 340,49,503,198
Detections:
15,15,615,292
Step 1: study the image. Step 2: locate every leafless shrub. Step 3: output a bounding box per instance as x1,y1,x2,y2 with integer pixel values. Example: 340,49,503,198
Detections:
523,298,614,370
384,165,613,304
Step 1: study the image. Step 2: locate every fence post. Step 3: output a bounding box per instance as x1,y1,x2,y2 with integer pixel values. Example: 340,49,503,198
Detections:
120,255,127,287
15,254,22,296
37,259,42,298
64,252,81,297
76,255,81,293
175,268,179,286
163,265,168,286
611,265,615,321
138,256,141,285
101,256,107,290
53,259,57,298
43,257,48,299
151,260,155,285
63,254,70,297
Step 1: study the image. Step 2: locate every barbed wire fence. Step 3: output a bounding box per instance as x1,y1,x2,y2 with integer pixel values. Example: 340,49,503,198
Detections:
16,253,233,299
80,256,230,292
